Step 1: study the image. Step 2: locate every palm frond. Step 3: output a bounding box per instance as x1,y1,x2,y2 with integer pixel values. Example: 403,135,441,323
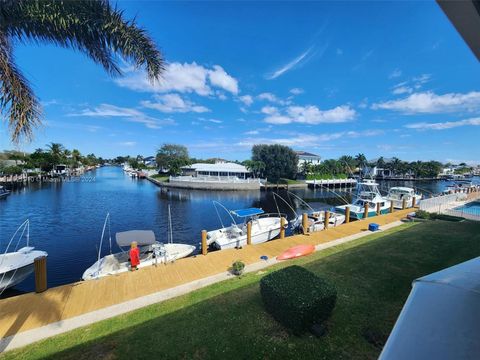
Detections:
0,34,41,142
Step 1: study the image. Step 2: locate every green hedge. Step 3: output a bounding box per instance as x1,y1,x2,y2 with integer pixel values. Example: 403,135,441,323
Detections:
260,265,337,334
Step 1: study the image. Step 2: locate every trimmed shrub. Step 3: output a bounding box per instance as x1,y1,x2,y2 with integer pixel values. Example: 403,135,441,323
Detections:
260,265,337,334
415,210,430,219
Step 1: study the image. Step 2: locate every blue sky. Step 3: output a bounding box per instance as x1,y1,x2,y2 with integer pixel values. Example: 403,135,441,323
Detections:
1,1,480,163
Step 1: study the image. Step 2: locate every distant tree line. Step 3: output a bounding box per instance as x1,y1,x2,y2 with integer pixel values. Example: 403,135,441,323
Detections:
0,143,104,175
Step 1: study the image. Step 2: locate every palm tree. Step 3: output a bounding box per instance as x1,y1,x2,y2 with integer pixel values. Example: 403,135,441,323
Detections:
71,149,82,168
355,153,367,168
1,0,164,143
46,142,65,165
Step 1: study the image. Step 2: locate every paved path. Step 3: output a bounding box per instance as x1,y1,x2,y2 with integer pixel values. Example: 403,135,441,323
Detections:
0,209,412,352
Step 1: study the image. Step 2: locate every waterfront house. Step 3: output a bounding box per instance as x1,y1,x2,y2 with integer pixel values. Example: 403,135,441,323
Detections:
181,161,252,179
142,156,157,167
296,151,321,171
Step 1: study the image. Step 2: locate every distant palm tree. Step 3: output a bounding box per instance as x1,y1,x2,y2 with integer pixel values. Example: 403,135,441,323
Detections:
0,0,164,142
355,153,367,168
46,142,65,165
71,149,82,167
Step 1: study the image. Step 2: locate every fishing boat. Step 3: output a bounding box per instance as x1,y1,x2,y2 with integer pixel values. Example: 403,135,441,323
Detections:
280,192,345,233
335,179,391,220
82,211,195,280
387,187,423,209
207,205,287,250
0,186,11,199
0,220,48,293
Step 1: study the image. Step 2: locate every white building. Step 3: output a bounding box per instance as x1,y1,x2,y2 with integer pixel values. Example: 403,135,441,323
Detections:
181,162,252,179
296,151,321,171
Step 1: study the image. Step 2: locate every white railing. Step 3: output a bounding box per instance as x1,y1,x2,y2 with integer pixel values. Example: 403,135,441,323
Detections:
306,178,357,185
169,175,265,184
419,193,464,213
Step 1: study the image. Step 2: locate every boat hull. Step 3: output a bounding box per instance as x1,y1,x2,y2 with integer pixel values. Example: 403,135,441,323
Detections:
82,243,195,280
0,263,34,292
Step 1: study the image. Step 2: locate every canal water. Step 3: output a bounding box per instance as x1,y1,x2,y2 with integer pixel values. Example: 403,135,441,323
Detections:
0,166,475,295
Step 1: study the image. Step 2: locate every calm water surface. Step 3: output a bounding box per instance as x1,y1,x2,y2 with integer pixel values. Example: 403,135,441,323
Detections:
0,166,476,295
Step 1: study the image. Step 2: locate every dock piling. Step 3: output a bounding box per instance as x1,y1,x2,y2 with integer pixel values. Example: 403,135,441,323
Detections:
34,256,47,293
247,221,252,245
302,213,309,235
363,203,369,220
280,217,285,239
376,202,381,216
402,198,407,210
345,206,350,223
324,211,330,230
390,201,394,213
201,230,208,256
412,197,416,208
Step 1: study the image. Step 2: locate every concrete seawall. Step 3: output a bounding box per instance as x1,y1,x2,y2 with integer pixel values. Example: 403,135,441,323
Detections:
147,177,261,190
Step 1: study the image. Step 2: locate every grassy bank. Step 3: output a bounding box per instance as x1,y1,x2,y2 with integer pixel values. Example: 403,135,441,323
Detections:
149,174,169,182
3,220,480,359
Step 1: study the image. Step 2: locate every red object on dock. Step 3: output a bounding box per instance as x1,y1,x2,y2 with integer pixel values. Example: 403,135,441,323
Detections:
277,244,315,260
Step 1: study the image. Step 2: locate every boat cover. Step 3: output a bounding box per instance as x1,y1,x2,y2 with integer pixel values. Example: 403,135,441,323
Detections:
115,230,156,247
231,208,264,217
379,256,480,360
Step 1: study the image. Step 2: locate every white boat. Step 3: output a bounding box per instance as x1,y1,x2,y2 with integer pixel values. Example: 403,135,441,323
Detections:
336,179,391,220
82,212,195,280
0,186,11,199
292,211,346,233
387,187,423,209
207,206,287,250
0,220,48,293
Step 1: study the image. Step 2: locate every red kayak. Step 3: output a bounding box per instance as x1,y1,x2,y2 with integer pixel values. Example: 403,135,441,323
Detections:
277,244,315,260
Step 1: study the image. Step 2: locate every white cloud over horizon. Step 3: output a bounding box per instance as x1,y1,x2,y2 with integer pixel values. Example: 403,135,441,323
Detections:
141,93,210,113
115,62,239,96
372,91,480,114
405,117,480,130
262,104,356,125
70,103,174,129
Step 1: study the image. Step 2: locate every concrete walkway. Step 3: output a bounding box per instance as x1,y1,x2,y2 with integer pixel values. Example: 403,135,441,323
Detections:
0,210,411,352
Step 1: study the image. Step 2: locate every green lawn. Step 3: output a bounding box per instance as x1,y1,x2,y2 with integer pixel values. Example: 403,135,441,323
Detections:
149,174,169,182
3,220,480,359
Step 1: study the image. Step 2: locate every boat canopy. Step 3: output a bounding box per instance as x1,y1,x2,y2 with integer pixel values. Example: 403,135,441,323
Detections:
231,208,264,217
116,230,156,247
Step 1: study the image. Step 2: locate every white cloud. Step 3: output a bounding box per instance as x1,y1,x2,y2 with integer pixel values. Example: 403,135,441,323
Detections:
389,68,402,79
289,88,304,95
208,65,239,94
336,48,343,56
115,62,238,96
257,92,289,105
141,94,209,113
266,47,313,80
392,86,413,95
118,141,137,147
238,129,382,148
244,130,259,135
263,104,356,125
238,95,254,106
372,91,480,114
71,103,173,129
405,117,480,130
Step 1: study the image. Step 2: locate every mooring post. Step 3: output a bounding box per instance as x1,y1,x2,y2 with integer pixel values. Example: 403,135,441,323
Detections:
345,206,350,223
324,210,330,230
201,230,208,256
402,198,407,210
412,196,416,208
364,203,369,220
247,221,252,244
280,217,285,239
376,202,381,216
302,213,309,235
390,201,394,213
34,256,47,293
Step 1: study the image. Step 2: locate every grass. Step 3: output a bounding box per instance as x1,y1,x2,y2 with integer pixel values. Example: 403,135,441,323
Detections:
279,178,306,185
149,174,169,182
3,220,480,359
306,173,348,180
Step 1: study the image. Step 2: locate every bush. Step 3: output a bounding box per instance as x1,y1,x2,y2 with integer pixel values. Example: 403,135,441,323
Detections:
230,260,245,276
260,265,337,334
415,210,431,219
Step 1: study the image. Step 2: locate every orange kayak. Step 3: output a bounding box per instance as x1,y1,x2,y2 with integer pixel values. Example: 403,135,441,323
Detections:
277,244,315,260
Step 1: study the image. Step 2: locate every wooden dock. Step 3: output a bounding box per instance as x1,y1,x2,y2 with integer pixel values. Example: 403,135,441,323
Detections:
0,209,412,342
